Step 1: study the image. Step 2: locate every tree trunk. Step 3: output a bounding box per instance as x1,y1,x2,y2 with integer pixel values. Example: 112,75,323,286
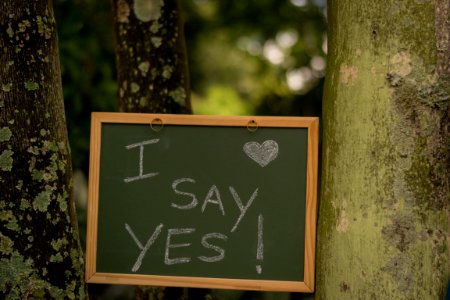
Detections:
111,0,199,298
112,0,191,114
316,0,449,299
0,1,86,299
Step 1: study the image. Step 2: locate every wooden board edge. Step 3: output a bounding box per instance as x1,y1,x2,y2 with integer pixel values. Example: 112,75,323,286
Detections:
87,273,314,293
86,113,319,290
90,112,318,128
85,113,102,281
303,117,319,291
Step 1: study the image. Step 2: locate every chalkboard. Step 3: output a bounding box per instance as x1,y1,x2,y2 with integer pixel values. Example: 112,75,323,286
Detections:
86,113,318,292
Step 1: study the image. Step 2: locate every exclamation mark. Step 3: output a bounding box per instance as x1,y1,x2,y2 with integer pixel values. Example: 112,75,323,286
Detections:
256,214,264,274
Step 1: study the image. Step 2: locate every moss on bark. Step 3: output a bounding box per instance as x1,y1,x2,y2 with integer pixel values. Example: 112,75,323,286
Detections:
0,1,86,298
316,0,449,299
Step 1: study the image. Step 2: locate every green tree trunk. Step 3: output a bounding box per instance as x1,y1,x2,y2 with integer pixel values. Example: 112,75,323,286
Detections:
316,0,449,299
0,1,86,298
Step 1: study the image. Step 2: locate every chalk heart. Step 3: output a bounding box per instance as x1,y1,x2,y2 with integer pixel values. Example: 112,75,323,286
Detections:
243,140,279,167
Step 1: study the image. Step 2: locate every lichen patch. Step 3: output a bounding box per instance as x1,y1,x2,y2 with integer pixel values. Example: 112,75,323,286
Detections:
390,51,412,77
33,186,53,212
0,127,12,142
336,210,349,233
0,233,14,255
36,15,53,39
56,188,69,212
133,0,163,22
24,81,39,91
50,253,64,263
339,64,359,85
51,238,68,251
6,23,14,38
151,36,162,48
130,82,140,93
138,61,150,76
18,20,31,32
117,0,130,23
2,83,12,92
139,97,149,107
169,87,186,105
40,128,48,137
150,20,162,33
0,150,14,171
162,65,173,79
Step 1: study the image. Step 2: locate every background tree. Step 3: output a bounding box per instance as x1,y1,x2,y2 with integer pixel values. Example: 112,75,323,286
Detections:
316,0,449,298
52,0,326,298
0,1,86,298
112,0,191,114
56,0,326,181
111,0,192,299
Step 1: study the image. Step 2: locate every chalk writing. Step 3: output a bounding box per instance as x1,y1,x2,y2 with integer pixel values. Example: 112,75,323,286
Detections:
171,178,198,209
165,228,195,265
229,187,258,233
256,214,264,274
125,225,231,269
122,139,278,274
125,173,262,271
243,140,279,167
124,139,159,183
198,233,228,263
125,222,163,272
201,185,225,216
170,179,258,232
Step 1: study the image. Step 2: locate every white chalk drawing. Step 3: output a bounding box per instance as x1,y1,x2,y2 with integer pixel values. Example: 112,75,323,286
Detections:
165,228,195,265
198,233,228,263
171,178,198,210
201,185,225,216
117,138,279,275
256,214,264,274
125,222,163,272
229,187,258,233
124,139,159,183
243,140,279,167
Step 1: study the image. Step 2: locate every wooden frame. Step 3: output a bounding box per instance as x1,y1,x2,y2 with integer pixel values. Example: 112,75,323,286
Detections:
86,112,318,292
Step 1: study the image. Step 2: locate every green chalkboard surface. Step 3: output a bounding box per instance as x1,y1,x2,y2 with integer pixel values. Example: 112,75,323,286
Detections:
86,113,318,292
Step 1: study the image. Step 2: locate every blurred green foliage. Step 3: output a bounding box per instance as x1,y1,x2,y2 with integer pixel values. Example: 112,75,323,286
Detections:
55,0,117,173
182,0,326,117
54,1,325,299
55,0,326,172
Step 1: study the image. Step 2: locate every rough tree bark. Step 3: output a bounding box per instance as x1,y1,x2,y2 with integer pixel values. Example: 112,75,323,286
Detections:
111,0,199,299
316,0,449,299
112,0,191,114
0,1,86,299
